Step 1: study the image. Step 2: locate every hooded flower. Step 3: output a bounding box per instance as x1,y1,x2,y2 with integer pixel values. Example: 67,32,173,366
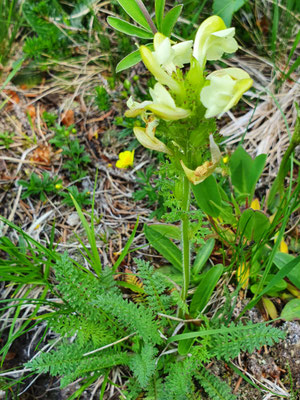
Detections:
153,33,193,75
193,16,238,68
180,135,221,184
125,82,191,121
133,117,171,154
200,68,253,119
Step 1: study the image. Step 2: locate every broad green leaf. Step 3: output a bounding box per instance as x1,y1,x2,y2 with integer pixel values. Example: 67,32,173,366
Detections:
229,146,267,197
178,325,194,355
162,5,182,37
190,264,224,315
239,208,270,242
144,224,182,272
107,17,153,39
273,252,300,289
251,275,287,296
212,0,247,26
148,224,181,240
157,266,182,284
116,44,153,73
281,299,300,321
116,0,152,31
155,0,165,31
192,175,221,217
245,255,300,312
192,238,215,275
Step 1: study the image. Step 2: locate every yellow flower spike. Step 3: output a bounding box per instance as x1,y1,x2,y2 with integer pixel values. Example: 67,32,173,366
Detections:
133,118,171,154
139,46,182,94
200,68,253,119
125,83,191,121
237,262,250,290
180,135,221,185
250,198,260,211
116,150,135,169
193,15,238,68
280,240,288,254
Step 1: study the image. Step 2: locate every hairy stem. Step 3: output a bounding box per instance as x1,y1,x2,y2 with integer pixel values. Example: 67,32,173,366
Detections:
181,176,191,305
135,0,157,34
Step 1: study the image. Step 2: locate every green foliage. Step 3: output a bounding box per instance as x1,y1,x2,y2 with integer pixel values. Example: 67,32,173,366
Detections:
95,86,110,112
133,165,167,219
62,140,91,180
0,0,23,66
212,0,247,27
129,343,157,388
210,322,285,361
0,131,14,149
60,185,91,207
229,146,267,199
49,124,76,148
196,368,236,400
18,172,62,201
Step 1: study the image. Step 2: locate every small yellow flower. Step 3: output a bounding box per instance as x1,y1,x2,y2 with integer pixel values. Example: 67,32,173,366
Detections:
34,224,40,230
280,240,288,254
55,183,63,190
116,150,134,169
250,198,260,211
222,156,229,164
107,163,112,167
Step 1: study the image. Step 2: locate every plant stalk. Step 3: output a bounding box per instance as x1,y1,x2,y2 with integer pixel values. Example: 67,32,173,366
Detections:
135,0,157,34
181,176,191,304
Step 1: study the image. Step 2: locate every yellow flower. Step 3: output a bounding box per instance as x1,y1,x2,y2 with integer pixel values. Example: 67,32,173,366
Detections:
133,117,171,154
193,16,238,69
200,68,253,119
180,134,221,184
125,83,191,121
116,150,134,169
250,198,260,211
55,183,63,190
222,156,229,164
280,240,288,254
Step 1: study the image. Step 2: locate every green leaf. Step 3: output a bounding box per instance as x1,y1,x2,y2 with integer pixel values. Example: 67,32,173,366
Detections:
192,238,215,275
116,44,153,73
190,264,224,315
107,17,153,39
239,208,270,242
273,252,300,289
113,218,139,273
148,224,181,240
281,299,300,321
144,224,182,272
245,256,300,312
192,175,221,217
229,146,267,198
212,0,247,27
115,0,152,31
161,5,182,37
155,0,165,31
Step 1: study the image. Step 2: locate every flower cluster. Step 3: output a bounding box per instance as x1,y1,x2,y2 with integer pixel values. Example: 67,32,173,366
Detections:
125,16,253,184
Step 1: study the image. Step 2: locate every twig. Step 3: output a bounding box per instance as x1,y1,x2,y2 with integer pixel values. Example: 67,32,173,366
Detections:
83,332,136,356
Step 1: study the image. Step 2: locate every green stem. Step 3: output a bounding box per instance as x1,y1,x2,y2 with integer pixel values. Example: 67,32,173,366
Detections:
181,176,191,304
